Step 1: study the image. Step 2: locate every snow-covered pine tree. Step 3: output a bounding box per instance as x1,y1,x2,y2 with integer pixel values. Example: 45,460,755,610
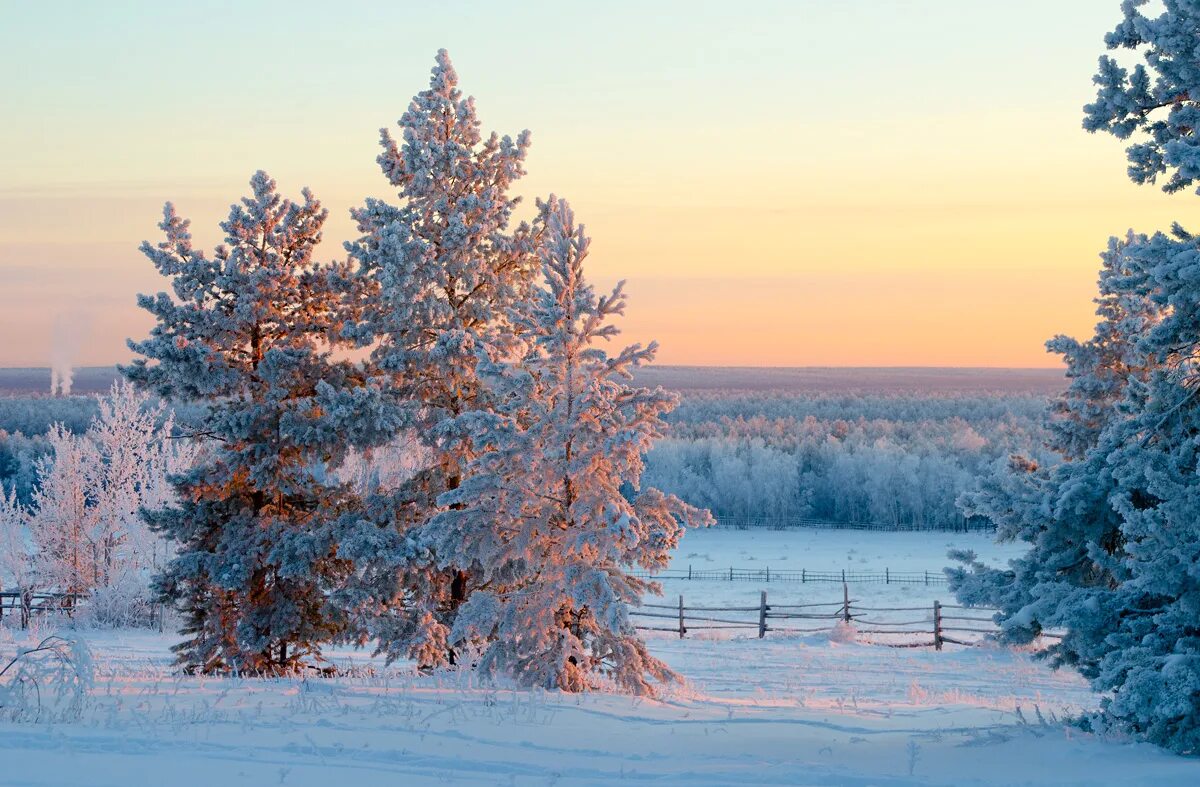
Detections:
952,232,1161,647
429,197,711,694
953,1,1200,752
124,171,371,673
333,50,537,666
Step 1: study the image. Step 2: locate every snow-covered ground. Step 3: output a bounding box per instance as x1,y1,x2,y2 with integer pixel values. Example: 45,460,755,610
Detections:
2,529,1197,786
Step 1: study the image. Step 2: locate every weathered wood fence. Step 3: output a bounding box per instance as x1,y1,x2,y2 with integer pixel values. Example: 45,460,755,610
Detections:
633,566,950,586
0,591,87,629
0,591,164,630
630,587,1049,649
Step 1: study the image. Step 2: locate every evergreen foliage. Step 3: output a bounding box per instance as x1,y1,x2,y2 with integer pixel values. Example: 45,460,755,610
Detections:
957,2,1200,751
331,50,538,667
1084,0,1200,193
123,172,373,673
430,197,711,694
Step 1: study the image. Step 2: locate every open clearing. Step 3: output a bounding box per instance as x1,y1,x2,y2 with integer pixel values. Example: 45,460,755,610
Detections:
2,528,1197,786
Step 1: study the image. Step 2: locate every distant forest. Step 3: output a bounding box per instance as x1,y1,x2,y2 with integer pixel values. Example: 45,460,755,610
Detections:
0,367,1059,529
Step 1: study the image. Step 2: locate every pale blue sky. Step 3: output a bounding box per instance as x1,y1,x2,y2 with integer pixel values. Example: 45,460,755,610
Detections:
0,1,1183,366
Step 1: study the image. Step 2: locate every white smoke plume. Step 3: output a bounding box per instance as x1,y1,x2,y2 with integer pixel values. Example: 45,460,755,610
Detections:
50,314,84,397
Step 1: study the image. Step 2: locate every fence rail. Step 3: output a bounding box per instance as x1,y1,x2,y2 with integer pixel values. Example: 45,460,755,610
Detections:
633,565,950,586
632,586,1062,649
0,591,87,629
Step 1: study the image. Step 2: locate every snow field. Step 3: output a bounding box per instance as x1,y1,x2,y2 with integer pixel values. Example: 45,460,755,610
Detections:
2,529,1198,785
2,627,1197,786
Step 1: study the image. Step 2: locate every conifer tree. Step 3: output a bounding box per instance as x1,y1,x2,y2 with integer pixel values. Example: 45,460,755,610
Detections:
954,1,1200,752
333,50,537,666
1084,0,1200,194
429,197,711,694
124,172,369,673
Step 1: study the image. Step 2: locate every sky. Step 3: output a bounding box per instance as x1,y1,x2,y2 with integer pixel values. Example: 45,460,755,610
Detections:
0,0,1190,368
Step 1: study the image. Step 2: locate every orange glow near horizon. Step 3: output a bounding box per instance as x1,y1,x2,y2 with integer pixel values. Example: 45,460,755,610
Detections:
0,1,1189,369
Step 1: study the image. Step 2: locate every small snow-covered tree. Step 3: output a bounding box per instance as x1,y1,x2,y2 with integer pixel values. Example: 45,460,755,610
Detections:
0,487,33,600
12,384,193,610
83,380,194,582
429,197,711,694
124,171,373,673
28,426,98,595
333,50,537,666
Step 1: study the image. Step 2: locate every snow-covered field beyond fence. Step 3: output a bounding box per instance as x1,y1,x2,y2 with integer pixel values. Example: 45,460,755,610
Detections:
2,529,1197,786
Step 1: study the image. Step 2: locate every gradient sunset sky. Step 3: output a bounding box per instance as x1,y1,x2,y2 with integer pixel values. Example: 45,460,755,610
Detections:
0,0,1190,368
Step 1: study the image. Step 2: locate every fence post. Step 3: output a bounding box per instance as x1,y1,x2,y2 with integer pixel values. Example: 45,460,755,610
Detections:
802,569,806,583
678,594,686,639
842,582,851,623
729,567,734,581
924,570,929,586
766,566,770,583
688,564,692,581
841,568,846,584
20,589,31,630
885,567,889,585
934,600,943,651
758,591,768,639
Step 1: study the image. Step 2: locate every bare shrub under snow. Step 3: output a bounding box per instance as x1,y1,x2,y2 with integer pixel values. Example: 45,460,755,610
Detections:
0,634,93,722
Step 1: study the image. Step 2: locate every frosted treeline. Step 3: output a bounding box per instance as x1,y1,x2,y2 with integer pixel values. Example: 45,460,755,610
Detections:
0,382,194,625
0,397,204,504
644,392,1052,528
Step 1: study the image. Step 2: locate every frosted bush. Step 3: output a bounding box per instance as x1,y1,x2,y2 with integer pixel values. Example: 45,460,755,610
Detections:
78,572,157,629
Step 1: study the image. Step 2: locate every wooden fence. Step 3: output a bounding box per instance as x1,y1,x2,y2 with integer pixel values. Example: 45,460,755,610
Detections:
0,591,87,629
0,591,164,630
633,566,950,586
629,587,1047,649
